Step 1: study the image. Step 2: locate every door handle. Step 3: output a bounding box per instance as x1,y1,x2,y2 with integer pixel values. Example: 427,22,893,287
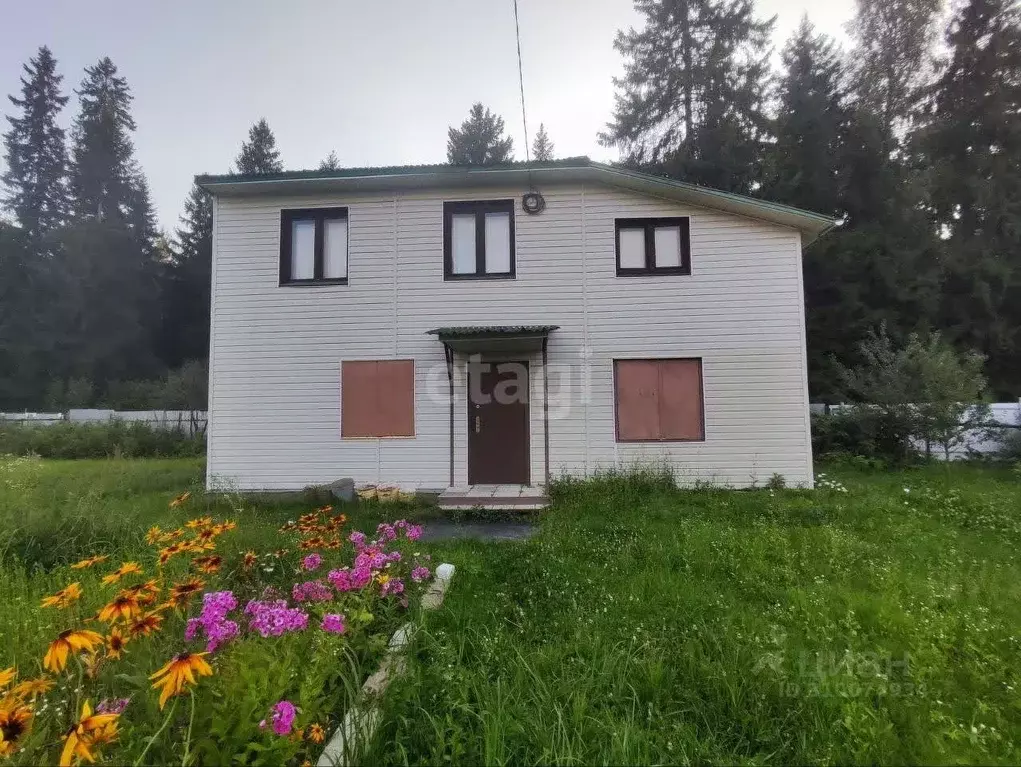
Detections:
475,416,481,433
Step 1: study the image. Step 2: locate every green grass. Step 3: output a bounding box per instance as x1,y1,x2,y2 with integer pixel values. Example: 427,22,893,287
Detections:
4,458,1020,764
369,464,1021,765
0,457,442,765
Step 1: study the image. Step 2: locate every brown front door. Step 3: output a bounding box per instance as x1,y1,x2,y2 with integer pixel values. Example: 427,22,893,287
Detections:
468,362,530,485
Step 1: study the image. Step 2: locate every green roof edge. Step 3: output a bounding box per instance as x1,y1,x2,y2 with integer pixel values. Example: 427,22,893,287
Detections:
194,157,592,186
195,157,837,229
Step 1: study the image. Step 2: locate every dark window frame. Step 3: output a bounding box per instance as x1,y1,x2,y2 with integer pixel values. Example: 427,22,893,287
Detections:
614,216,691,276
443,200,516,280
279,206,349,286
612,357,706,443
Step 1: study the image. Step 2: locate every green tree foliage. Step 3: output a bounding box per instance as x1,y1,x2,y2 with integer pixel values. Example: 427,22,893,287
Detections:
531,123,554,161
0,223,61,408
54,220,162,383
762,17,848,216
2,46,70,244
70,58,139,223
234,118,283,174
848,0,942,138
161,184,213,367
912,0,1021,397
838,324,991,460
318,150,341,171
599,0,774,193
758,10,945,400
446,103,514,165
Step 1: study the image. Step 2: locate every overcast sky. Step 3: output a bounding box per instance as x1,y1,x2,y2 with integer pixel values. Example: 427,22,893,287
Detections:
1,0,854,231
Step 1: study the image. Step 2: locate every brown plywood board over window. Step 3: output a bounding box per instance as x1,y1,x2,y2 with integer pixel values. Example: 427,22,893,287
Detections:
614,358,705,442
341,360,415,438
614,360,661,441
375,360,415,437
659,359,704,440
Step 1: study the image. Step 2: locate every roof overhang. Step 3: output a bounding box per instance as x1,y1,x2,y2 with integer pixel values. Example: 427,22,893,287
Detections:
196,160,837,244
426,325,559,353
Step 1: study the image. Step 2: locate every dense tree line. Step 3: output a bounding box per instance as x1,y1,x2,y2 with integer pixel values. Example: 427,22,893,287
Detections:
599,0,1021,399
0,49,283,409
2,0,1019,408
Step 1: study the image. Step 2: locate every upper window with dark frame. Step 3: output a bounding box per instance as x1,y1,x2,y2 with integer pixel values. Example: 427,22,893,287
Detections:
443,200,515,280
615,217,691,276
280,207,348,285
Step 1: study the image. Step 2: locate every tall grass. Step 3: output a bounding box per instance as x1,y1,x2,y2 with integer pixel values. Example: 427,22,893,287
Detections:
370,464,1021,765
0,421,205,459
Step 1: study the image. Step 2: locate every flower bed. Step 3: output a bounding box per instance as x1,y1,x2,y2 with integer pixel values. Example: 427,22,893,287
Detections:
0,493,433,765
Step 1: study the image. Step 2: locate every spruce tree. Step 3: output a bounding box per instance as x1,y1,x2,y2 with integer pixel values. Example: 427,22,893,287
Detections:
162,184,213,366
848,0,942,138
318,150,341,171
70,57,137,222
913,0,1021,396
0,222,62,407
763,18,848,216
446,103,514,165
2,46,70,242
531,123,554,161
63,57,161,386
234,119,283,174
599,0,774,193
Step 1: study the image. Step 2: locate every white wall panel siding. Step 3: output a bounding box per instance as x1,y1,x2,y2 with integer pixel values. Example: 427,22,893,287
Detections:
207,182,814,491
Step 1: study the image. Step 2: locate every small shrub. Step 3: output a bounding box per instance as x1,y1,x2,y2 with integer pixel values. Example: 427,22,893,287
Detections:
994,428,1021,462
766,473,787,490
811,408,916,464
0,421,205,459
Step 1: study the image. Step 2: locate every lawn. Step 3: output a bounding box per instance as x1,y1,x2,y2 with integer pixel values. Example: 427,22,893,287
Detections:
1,458,1019,765
369,464,1021,765
0,457,439,765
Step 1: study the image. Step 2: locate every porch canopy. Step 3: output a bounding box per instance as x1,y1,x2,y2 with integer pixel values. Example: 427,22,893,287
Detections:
425,325,559,353
426,325,559,488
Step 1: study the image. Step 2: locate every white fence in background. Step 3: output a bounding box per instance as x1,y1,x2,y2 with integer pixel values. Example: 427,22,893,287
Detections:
810,400,1021,458
0,409,208,436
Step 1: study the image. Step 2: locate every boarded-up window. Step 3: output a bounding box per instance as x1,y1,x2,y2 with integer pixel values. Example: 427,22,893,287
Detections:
341,360,415,438
614,359,704,441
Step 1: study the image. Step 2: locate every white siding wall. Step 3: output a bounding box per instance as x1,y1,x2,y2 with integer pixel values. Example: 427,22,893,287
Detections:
208,182,813,490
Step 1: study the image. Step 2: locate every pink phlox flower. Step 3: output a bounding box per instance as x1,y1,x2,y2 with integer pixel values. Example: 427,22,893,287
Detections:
245,599,309,637
350,566,372,589
96,697,130,715
381,578,405,597
404,524,423,542
327,568,352,592
411,566,431,583
302,553,323,571
261,700,297,736
186,591,239,653
321,613,346,634
292,580,333,603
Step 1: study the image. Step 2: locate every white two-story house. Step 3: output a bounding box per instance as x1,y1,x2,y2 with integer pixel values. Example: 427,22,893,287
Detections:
197,159,833,503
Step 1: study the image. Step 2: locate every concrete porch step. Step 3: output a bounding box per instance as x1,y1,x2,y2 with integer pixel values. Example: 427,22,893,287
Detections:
438,484,549,511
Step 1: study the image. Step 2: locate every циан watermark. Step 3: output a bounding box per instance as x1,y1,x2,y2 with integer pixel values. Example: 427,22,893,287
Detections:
753,649,924,698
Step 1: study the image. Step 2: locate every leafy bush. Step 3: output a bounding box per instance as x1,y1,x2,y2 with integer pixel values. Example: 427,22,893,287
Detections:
39,361,208,411
0,421,205,459
811,408,916,464
994,428,1021,462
